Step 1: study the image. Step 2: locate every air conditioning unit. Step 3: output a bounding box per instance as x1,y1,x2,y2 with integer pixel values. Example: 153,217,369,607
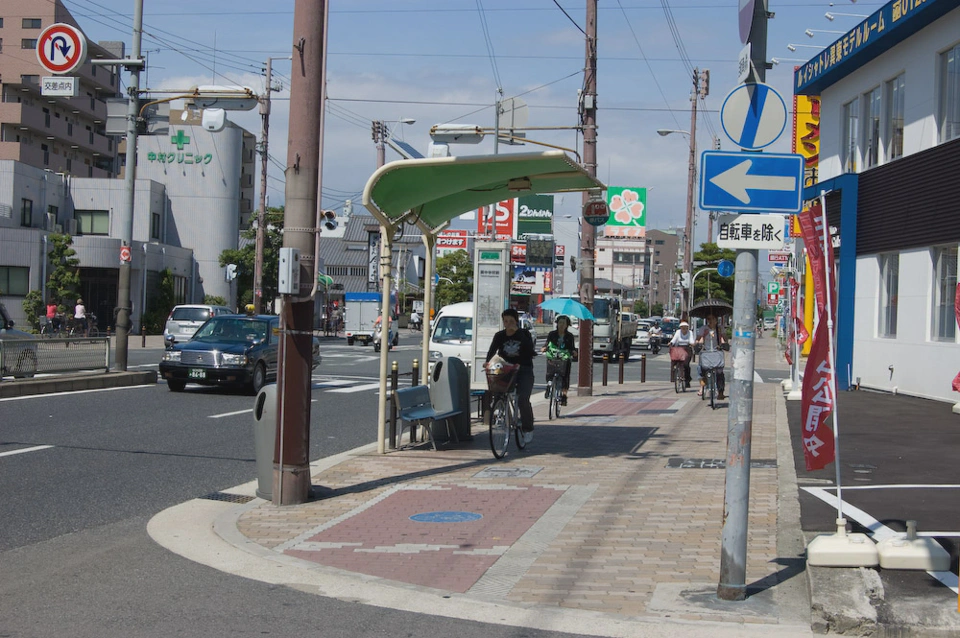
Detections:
66,218,78,235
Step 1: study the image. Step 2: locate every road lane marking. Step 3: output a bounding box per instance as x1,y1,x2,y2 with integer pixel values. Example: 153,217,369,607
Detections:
209,409,253,419
328,382,381,394
313,380,355,388
0,384,155,402
0,445,54,458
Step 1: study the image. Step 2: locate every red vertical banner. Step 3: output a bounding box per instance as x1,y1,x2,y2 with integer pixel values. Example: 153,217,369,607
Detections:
790,277,809,345
953,284,960,392
801,308,836,471
797,201,836,322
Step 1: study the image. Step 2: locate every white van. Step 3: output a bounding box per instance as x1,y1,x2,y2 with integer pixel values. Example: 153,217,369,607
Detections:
429,301,473,366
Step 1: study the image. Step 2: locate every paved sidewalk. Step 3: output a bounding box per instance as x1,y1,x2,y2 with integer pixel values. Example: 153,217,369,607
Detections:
151,337,818,637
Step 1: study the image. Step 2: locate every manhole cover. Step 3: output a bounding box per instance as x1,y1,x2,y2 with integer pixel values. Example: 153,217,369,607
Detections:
409,511,483,523
473,465,543,479
198,491,255,504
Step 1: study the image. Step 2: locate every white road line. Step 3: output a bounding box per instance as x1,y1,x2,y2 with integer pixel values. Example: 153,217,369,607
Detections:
802,486,959,594
312,380,355,388
814,484,960,491
209,409,253,419
0,445,54,458
0,384,156,402
328,382,381,394
754,371,764,383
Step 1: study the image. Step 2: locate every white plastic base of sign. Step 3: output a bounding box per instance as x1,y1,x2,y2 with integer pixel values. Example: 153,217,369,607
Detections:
781,379,793,392
877,537,950,571
953,402,960,415
807,519,879,567
787,389,802,401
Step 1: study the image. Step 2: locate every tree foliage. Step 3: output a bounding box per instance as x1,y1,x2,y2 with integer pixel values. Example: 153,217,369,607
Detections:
692,242,736,303
435,250,473,307
22,234,81,330
141,268,176,333
219,207,284,309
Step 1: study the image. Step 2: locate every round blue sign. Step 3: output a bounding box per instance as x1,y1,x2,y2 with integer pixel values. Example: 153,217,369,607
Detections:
409,511,483,523
717,259,735,278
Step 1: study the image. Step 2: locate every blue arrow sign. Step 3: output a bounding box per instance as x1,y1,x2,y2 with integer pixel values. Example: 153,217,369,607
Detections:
699,150,804,214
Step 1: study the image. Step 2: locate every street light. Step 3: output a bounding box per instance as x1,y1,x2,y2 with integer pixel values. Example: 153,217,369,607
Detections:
771,58,809,65
825,12,867,21
805,29,844,38
657,128,696,314
373,118,417,167
787,43,824,52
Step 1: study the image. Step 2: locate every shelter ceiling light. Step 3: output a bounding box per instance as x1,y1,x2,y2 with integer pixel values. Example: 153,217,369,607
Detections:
805,29,844,38
825,11,867,20
507,177,532,192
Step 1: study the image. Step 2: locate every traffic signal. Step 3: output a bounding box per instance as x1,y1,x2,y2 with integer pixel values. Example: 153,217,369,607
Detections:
321,209,338,231
680,272,690,288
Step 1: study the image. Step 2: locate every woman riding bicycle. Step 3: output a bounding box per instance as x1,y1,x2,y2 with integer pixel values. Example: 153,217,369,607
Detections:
484,308,536,444
541,314,577,406
668,320,695,389
695,313,727,399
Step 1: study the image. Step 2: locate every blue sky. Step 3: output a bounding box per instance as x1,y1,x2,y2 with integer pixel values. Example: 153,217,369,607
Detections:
62,0,882,247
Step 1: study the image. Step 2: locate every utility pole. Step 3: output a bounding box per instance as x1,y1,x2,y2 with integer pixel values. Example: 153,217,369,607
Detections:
274,0,326,505
682,68,708,314
114,0,144,372
717,0,768,602
577,0,598,397
254,57,284,314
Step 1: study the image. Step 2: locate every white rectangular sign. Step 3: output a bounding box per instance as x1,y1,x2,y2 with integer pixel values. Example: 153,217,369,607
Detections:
737,43,752,83
42,76,78,97
716,213,786,250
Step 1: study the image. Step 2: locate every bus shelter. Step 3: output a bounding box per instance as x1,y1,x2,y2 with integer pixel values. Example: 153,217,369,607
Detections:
362,150,604,453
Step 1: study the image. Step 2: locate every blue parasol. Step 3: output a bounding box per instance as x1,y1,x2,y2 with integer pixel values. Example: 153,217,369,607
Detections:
539,297,596,321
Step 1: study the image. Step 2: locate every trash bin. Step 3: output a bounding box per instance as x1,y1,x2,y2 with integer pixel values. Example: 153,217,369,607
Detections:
252,383,277,500
429,357,471,442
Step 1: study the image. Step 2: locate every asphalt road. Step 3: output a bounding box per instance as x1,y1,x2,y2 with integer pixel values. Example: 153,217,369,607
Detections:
1,331,634,637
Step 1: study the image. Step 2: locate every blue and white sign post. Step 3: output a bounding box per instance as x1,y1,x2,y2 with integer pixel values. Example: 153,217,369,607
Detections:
700,151,804,214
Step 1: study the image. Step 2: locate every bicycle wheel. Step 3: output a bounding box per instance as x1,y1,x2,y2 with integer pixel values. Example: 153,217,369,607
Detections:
489,394,510,459
511,396,527,450
709,373,716,409
546,376,557,421
674,363,684,393
553,374,563,419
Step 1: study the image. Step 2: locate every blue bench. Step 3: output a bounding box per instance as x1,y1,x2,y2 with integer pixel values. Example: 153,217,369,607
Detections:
395,385,461,450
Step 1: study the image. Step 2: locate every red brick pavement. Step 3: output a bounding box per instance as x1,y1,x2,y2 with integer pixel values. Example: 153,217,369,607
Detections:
285,484,562,592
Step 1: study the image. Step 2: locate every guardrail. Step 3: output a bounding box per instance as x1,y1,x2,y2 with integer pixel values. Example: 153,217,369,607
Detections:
0,337,110,380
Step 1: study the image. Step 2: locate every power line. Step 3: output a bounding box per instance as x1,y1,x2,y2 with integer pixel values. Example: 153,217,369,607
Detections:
551,0,586,35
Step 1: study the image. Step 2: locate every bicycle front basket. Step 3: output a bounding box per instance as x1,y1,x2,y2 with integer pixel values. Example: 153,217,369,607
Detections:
546,357,568,378
669,346,690,362
486,364,519,393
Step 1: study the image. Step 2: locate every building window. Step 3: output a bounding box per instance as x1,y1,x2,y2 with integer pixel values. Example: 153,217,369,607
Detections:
941,43,960,143
879,253,899,338
22,18,42,29
74,209,110,236
842,98,859,173
66,158,72,172
863,87,881,168
933,246,958,341
20,198,33,227
48,204,58,218
0,39,4,53
67,122,73,136
0,18,4,27
0,266,29,296
151,212,161,240
43,107,50,127
41,143,49,165
21,38,38,49
885,74,905,161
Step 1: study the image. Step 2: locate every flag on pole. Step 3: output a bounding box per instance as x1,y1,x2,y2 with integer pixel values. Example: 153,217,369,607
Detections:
797,202,836,323
790,277,809,345
953,284,960,392
801,308,836,470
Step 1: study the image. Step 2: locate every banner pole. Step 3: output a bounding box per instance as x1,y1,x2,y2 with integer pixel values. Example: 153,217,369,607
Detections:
819,190,844,521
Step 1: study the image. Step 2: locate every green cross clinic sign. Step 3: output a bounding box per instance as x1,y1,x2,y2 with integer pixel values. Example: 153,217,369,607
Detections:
171,130,191,150
146,129,213,166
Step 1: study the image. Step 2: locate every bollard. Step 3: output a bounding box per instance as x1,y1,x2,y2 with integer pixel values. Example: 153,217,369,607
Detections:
641,353,646,383
618,353,625,384
389,361,399,449
602,354,608,386
141,323,146,348
411,358,419,387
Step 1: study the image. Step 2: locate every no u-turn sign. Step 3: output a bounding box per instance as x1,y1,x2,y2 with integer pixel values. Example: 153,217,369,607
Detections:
36,23,87,75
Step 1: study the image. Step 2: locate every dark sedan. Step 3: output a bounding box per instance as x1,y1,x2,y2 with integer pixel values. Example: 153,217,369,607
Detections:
159,314,320,394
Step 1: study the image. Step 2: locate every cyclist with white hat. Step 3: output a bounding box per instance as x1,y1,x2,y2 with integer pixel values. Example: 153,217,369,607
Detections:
668,320,695,389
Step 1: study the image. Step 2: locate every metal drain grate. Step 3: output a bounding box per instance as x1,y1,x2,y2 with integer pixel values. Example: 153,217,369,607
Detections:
198,491,255,504
667,458,778,469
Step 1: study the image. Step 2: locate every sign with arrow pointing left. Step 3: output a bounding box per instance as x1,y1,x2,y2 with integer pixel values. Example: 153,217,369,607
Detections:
699,150,804,214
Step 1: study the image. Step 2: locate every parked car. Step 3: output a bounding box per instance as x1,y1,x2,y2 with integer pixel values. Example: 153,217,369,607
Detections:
159,314,320,394
636,319,652,350
0,302,37,379
163,304,233,344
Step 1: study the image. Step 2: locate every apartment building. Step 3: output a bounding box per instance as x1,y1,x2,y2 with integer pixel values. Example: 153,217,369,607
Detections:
0,0,120,178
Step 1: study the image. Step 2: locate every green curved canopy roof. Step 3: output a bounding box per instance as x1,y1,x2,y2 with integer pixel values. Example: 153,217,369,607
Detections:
362,150,604,233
